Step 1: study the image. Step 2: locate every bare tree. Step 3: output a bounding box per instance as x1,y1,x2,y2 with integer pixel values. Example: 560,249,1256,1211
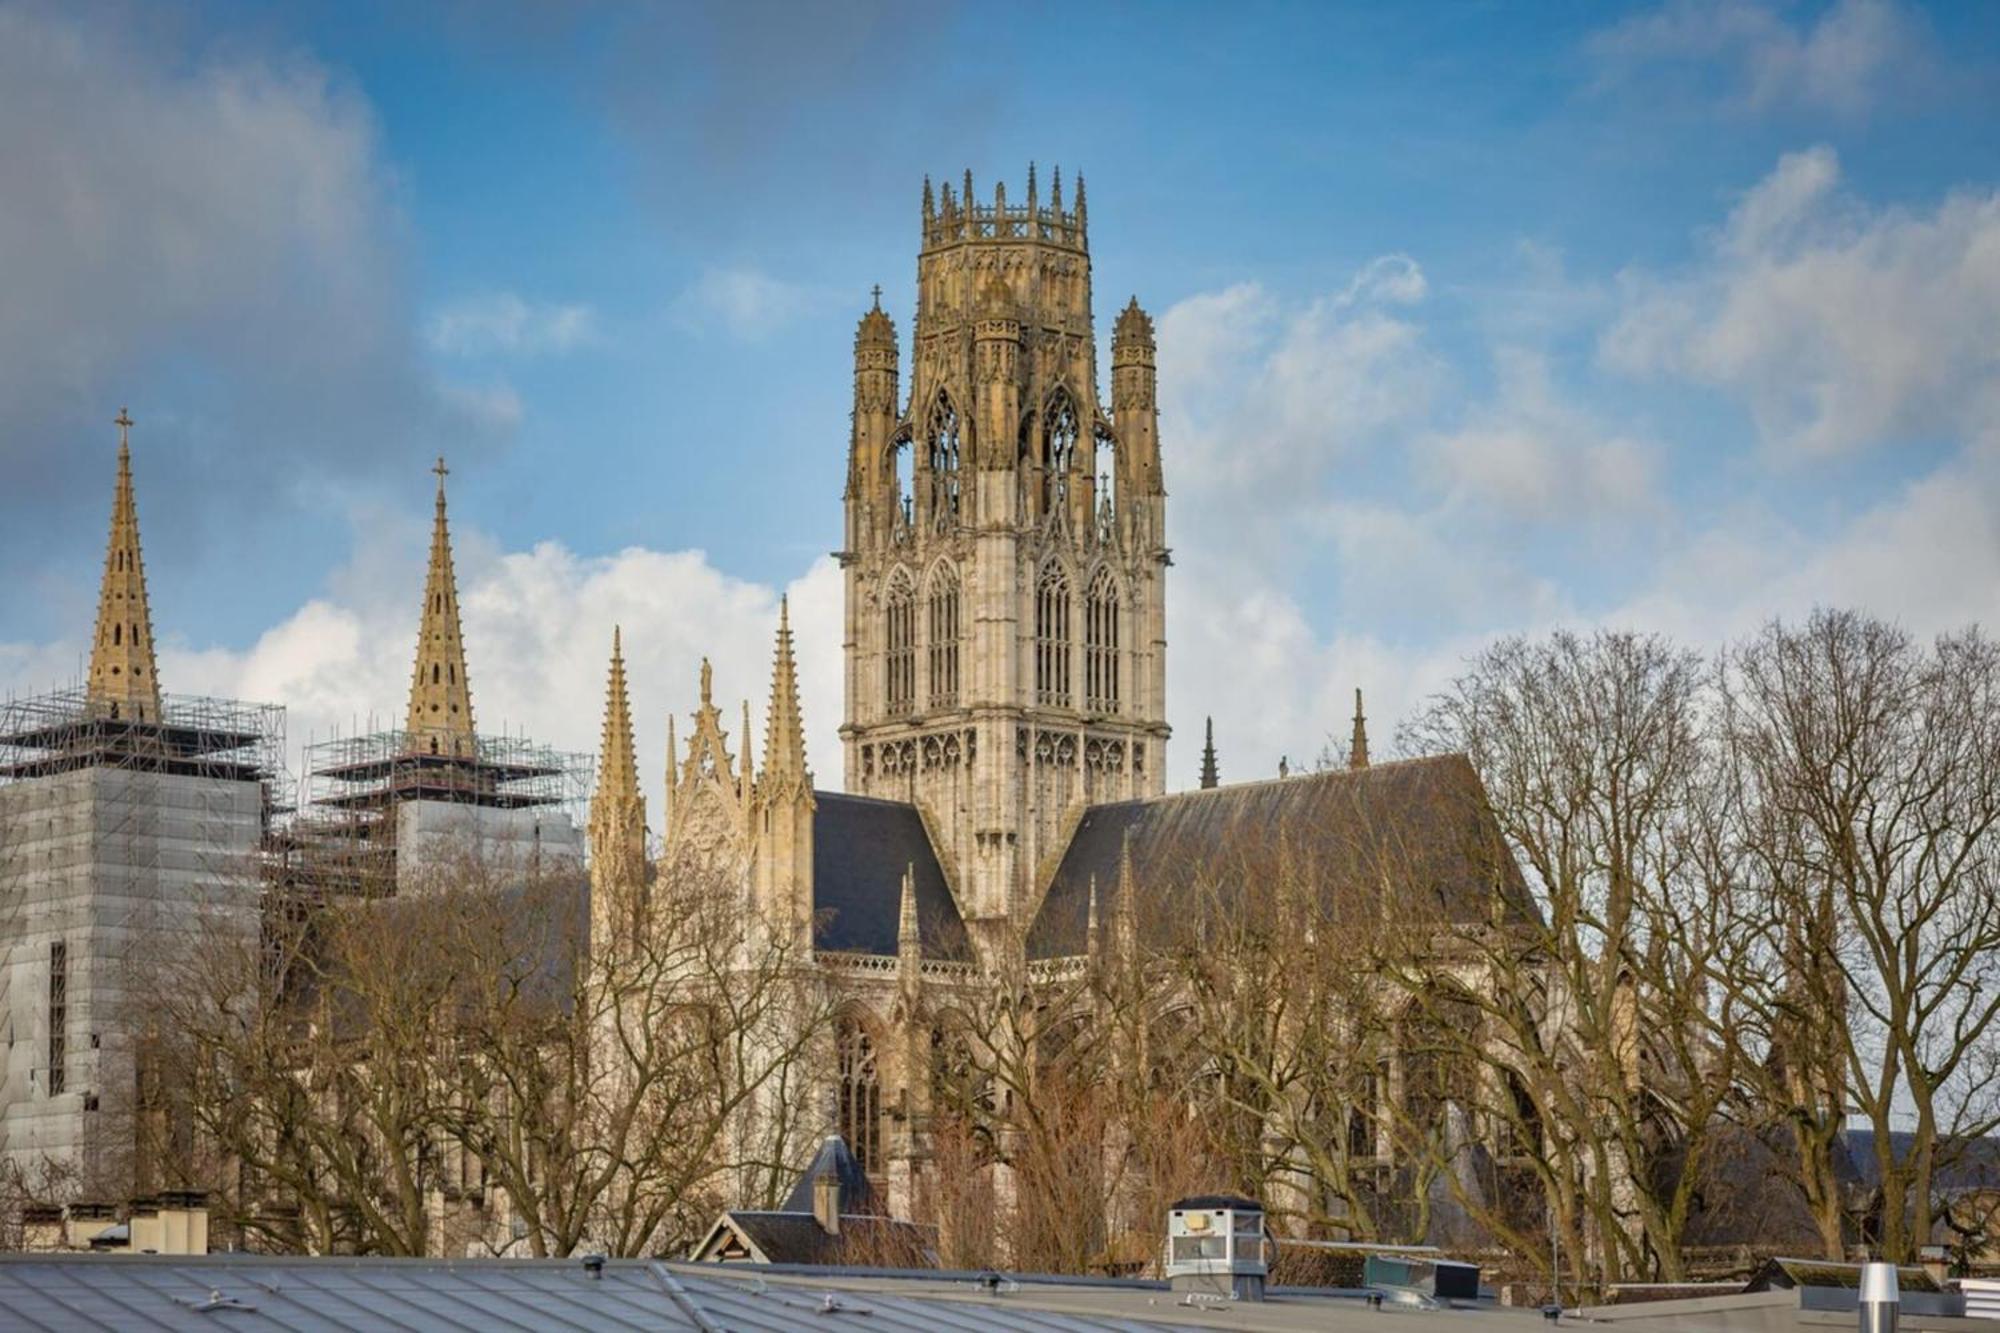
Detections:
1725,611,2000,1261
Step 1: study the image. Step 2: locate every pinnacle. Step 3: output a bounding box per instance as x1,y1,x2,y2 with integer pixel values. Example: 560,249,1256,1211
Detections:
1349,687,1370,770
761,595,810,787
86,407,162,724
595,624,640,808
404,457,477,756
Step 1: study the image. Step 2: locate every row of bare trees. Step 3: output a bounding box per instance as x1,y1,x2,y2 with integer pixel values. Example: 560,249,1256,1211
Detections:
905,611,2000,1293
138,850,833,1258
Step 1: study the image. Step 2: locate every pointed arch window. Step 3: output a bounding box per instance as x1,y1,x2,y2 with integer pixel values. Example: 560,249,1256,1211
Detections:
926,564,960,709
1042,392,1078,517
838,1019,882,1177
1035,564,1072,708
1085,568,1121,714
885,571,915,717
927,394,962,530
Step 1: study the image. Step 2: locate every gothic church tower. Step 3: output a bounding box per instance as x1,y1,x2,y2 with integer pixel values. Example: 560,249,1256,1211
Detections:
841,168,1168,938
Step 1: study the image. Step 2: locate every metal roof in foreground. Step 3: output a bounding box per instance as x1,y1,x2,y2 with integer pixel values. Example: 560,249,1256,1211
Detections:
0,1255,1565,1332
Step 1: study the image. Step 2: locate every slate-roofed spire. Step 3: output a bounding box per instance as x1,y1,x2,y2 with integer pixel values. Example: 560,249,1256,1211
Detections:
1349,688,1370,771
87,408,162,724
1199,716,1219,790
404,457,477,757
760,595,810,791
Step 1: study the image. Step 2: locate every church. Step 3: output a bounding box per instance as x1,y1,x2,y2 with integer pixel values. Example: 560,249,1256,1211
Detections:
588,168,1526,1223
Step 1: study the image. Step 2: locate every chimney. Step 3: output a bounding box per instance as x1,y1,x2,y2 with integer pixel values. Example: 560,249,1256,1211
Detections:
812,1170,841,1236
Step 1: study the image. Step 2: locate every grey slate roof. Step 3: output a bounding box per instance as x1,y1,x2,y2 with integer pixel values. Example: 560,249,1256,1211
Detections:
1026,755,1532,960
778,1134,878,1215
812,791,970,958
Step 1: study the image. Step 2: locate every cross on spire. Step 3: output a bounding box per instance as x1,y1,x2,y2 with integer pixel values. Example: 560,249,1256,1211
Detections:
870,284,883,310
433,455,449,487
114,407,133,449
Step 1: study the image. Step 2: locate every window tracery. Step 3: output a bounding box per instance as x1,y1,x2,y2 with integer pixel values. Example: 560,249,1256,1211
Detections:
926,564,960,708
1085,567,1120,713
927,393,962,531
885,570,915,717
1042,392,1078,518
1035,564,1072,707
837,1018,882,1176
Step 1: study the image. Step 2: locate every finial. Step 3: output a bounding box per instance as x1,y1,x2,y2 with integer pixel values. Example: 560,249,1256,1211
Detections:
1027,161,1037,207
612,623,623,657
699,656,713,706
433,454,449,502
994,176,1005,210
869,284,882,311
780,592,791,629
1349,687,1371,770
1075,169,1086,214
1052,165,1063,210
1200,716,1219,790
922,173,934,218
963,168,973,204
1279,754,1290,780
114,407,134,452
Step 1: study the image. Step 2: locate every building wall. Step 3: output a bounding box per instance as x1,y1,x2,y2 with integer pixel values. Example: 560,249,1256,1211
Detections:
393,800,584,895
0,766,263,1198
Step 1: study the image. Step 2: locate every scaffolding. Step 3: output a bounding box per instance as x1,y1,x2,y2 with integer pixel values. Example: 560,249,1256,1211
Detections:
0,686,285,1199
278,729,590,900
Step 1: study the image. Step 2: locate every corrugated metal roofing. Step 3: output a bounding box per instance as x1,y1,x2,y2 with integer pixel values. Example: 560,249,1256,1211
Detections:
0,1257,1189,1332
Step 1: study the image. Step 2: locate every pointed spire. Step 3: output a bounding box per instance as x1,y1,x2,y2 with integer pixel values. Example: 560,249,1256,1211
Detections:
922,173,934,219
1026,161,1038,211
1113,830,1139,961
590,626,647,950
595,627,639,808
761,596,810,788
741,697,755,792
1074,170,1087,227
1086,873,1102,959
1349,688,1370,770
86,407,162,724
1199,716,1219,790
899,863,920,951
1052,165,1063,211
405,456,476,757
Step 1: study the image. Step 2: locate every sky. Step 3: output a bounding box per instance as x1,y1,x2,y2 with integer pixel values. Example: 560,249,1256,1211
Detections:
2,0,1997,815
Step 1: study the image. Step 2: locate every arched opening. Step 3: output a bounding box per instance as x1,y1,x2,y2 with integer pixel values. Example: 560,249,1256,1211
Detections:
837,1018,883,1177
890,431,914,534
926,563,960,708
1043,391,1078,516
1085,568,1120,714
112,623,121,646
1035,565,1072,708
927,393,962,529
884,570,915,717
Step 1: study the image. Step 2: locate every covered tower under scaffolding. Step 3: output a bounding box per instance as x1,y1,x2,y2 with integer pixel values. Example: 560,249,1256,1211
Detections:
278,459,586,899
0,411,285,1200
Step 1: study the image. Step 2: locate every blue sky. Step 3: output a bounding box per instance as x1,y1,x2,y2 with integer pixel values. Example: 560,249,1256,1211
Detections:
3,0,1998,801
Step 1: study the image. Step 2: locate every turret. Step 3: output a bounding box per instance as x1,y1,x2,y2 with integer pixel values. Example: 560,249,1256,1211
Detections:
1112,297,1162,499
850,288,900,546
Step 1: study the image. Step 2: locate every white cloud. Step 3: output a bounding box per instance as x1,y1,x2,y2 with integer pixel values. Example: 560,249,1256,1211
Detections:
0,4,510,590
673,266,820,341
1419,347,1661,525
1604,146,2000,459
426,293,599,357
1587,0,1934,117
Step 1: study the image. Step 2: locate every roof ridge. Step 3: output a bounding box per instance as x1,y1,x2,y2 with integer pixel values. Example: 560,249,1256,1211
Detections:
1082,751,1466,813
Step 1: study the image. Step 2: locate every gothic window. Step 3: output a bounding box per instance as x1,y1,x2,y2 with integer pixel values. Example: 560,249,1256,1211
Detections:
926,563,960,708
837,1019,882,1177
927,393,962,529
1085,567,1121,713
885,570,915,717
1035,564,1072,708
48,940,67,1096
1042,392,1078,516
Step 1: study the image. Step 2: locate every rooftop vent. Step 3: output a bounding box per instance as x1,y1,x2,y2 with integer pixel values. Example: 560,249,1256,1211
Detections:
1164,1194,1265,1302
